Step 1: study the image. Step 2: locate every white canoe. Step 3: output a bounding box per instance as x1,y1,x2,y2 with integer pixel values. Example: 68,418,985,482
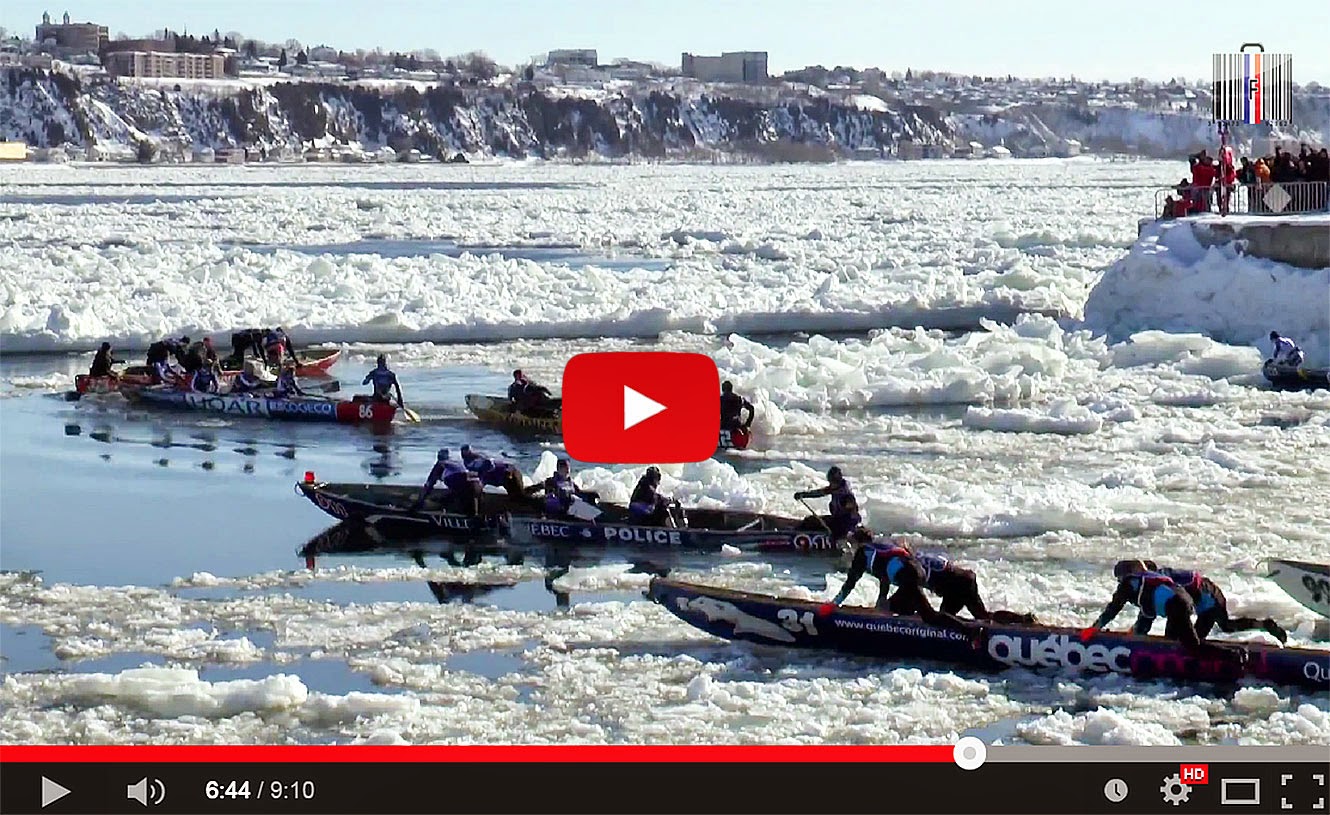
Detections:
1267,559,1330,619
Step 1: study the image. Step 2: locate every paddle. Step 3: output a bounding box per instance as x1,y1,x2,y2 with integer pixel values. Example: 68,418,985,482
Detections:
399,401,421,423
798,497,833,533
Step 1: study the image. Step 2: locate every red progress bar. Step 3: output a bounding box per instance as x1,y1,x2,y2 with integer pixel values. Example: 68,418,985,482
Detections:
1,744,953,763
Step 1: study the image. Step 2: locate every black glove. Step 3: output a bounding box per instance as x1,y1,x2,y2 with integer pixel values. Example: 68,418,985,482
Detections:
794,491,811,500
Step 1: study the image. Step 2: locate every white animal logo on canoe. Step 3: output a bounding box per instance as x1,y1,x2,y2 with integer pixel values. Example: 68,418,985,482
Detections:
675,595,797,643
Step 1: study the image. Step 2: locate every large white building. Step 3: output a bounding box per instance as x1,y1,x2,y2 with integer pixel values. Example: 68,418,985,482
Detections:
105,50,226,79
681,51,767,83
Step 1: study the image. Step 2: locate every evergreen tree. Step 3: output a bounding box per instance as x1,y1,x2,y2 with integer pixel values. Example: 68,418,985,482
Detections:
296,49,308,66
278,48,287,69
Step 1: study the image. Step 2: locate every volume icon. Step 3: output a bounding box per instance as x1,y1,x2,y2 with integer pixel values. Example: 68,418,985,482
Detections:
127,778,166,807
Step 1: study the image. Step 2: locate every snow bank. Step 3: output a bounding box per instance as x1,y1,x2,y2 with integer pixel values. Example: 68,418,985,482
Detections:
1084,218,1330,366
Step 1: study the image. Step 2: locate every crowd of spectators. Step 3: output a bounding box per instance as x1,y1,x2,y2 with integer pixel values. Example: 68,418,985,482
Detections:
1162,143,1329,218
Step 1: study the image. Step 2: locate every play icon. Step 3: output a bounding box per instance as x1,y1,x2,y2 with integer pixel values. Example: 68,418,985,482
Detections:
623,385,666,430
41,777,71,808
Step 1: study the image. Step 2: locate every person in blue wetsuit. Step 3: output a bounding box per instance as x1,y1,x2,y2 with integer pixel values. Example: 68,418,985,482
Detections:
459,444,525,497
1085,561,1204,646
884,550,1037,624
533,458,599,517
1138,560,1288,644
629,466,679,527
412,449,480,515
794,466,862,544
189,364,219,393
818,529,975,635
229,360,268,395
363,355,405,406
273,363,305,399
1268,331,1305,369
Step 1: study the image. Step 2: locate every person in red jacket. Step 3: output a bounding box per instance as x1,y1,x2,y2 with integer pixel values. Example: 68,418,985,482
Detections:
1190,154,1217,212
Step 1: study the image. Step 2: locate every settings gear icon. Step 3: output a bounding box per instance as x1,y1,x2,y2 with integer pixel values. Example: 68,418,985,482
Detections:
1160,773,1192,806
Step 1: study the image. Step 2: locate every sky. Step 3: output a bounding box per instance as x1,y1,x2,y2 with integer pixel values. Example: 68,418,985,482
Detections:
3,0,1329,84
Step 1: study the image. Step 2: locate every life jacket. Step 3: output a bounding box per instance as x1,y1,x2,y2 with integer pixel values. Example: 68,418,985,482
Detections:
916,553,950,583
275,370,298,397
1157,568,1217,612
1127,572,1184,619
863,543,914,585
630,476,659,507
545,473,576,513
828,481,860,523
191,368,216,393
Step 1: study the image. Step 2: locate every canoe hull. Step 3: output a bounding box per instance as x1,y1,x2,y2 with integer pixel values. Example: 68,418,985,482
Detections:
465,393,561,433
129,388,395,424
465,393,755,452
1268,559,1330,619
297,482,506,535
507,516,837,554
648,578,1330,691
1263,361,1330,391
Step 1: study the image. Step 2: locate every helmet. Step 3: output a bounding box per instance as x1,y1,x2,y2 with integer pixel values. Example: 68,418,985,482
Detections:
377,354,387,366
181,335,191,345
460,444,472,454
827,466,843,484
556,458,570,471
1113,559,1148,579
1269,331,1279,341
721,381,733,394
645,465,661,482
100,341,111,351
513,369,525,380
437,449,449,461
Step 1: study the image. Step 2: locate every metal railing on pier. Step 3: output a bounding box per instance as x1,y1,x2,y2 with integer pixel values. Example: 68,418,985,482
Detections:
1153,180,1328,219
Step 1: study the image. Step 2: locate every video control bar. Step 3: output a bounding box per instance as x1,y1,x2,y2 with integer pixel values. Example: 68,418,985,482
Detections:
3,760,1327,814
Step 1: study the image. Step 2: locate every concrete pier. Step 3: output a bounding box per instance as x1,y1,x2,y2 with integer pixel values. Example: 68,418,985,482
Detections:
1186,214,1329,269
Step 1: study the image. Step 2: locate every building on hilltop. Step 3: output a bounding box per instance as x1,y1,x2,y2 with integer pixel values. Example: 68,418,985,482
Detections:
35,10,108,54
105,50,226,79
546,49,598,67
681,51,767,83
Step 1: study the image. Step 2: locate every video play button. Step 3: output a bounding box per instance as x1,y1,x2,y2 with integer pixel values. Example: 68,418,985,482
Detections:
623,385,666,430
42,777,71,808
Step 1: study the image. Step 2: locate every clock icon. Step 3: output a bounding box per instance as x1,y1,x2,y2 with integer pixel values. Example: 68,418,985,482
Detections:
1105,779,1130,803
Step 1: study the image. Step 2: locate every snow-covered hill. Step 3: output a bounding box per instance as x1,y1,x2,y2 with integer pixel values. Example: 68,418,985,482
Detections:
1,69,949,161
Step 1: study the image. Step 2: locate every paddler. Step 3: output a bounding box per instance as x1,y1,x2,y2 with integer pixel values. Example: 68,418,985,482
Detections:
818,529,977,636
1268,331,1305,370
145,336,187,384
1081,561,1213,649
263,328,296,367
412,448,481,516
189,362,220,393
629,466,680,527
273,362,305,399
531,458,599,517
719,381,755,433
887,548,1037,625
460,444,525,498
509,369,558,416
363,355,405,407
1140,560,1288,644
794,466,861,544
229,360,268,395
88,342,124,378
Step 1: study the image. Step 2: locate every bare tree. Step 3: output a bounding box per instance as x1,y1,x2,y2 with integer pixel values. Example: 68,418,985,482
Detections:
457,51,498,80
